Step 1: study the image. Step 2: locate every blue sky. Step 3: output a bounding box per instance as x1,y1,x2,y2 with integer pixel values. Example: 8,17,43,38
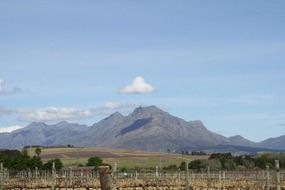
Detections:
0,0,285,141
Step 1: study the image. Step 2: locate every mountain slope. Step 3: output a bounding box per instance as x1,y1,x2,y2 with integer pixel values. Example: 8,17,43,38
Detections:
0,121,88,149
0,105,282,152
74,106,230,151
228,135,256,147
257,135,285,150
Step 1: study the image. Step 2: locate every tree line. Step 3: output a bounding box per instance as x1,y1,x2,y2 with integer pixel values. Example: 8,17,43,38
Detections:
0,148,63,171
178,153,285,171
0,148,106,171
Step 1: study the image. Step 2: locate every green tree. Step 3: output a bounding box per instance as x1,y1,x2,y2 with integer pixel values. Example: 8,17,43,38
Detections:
208,159,222,171
0,149,44,170
86,157,103,170
189,160,207,172
42,159,63,171
22,148,29,157
35,148,42,158
163,164,178,171
254,154,274,169
179,161,186,171
223,159,236,170
120,167,128,173
28,156,43,168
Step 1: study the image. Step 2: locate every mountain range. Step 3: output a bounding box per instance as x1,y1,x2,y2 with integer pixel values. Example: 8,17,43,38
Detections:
0,105,284,153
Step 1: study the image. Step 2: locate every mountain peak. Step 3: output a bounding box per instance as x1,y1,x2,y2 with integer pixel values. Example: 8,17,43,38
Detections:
56,121,71,125
132,105,164,115
110,112,124,118
228,135,255,146
27,122,47,128
102,111,124,121
0,105,281,152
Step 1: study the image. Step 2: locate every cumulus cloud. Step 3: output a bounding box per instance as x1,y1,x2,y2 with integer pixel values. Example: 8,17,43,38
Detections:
103,102,135,110
11,102,135,122
17,107,93,122
0,125,23,133
0,101,136,122
120,76,154,94
0,79,23,95
104,102,123,109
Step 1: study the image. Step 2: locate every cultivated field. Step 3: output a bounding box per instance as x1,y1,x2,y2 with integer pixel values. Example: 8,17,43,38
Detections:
2,148,281,189
28,147,208,168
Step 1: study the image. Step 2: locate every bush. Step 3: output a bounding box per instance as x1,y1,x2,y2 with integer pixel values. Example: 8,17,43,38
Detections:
180,160,208,172
189,160,207,172
120,167,128,173
163,164,178,171
42,159,63,171
0,149,42,170
86,157,103,170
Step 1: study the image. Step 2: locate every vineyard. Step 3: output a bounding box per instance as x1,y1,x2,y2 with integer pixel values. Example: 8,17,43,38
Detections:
1,163,285,190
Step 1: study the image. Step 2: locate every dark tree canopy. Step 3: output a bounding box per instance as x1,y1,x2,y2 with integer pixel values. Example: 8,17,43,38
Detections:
86,157,103,170
0,149,63,171
42,159,63,171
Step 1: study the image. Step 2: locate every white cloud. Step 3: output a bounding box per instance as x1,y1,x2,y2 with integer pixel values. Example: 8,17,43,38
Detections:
0,101,136,122
103,102,135,110
120,76,154,94
0,125,23,133
104,102,123,109
17,107,93,122
11,102,136,122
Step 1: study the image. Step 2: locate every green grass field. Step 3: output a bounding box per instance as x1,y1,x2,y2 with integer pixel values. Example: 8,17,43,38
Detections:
28,147,208,169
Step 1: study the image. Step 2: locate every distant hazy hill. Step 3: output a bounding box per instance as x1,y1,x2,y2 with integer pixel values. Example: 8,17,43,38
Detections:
257,135,285,150
0,105,284,152
227,135,256,147
0,121,88,149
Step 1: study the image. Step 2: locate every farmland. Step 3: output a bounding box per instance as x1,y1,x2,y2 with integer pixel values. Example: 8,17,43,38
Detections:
27,147,208,168
0,147,283,189
1,166,285,190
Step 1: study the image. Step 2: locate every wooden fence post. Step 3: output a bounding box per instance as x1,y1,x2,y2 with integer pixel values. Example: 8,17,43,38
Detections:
155,165,159,190
185,162,190,190
5,168,9,181
0,162,3,190
99,165,115,190
178,168,181,188
113,162,117,180
35,166,38,189
275,160,280,190
51,162,56,190
80,168,83,184
266,165,270,190
69,167,73,187
218,171,222,190
35,167,38,179
207,166,210,189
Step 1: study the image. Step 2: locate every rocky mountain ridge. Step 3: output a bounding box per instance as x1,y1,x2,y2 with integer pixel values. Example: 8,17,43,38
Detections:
0,106,284,152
